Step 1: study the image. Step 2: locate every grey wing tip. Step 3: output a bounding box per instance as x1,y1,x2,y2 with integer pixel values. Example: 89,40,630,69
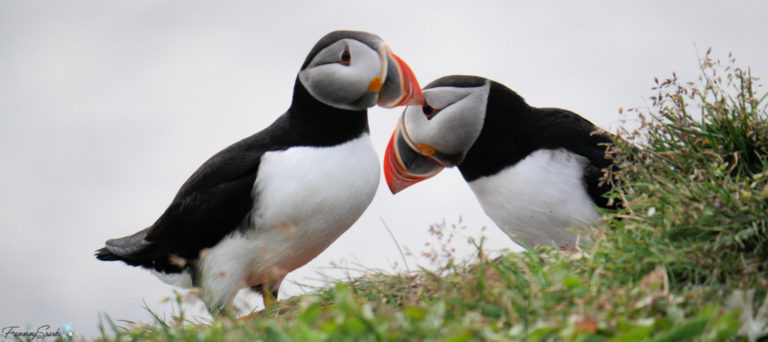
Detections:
98,227,155,260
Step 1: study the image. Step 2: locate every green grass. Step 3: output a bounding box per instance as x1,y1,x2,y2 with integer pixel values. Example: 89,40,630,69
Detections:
97,51,768,341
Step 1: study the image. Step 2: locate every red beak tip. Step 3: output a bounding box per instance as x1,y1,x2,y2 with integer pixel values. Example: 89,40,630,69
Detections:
383,131,413,195
390,52,423,107
387,183,402,195
385,178,411,195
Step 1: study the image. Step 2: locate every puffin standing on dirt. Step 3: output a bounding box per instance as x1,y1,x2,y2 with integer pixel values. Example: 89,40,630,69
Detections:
96,30,423,314
384,75,615,247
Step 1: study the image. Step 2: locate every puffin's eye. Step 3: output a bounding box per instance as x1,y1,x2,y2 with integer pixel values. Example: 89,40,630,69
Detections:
422,104,438,119
339,48,351,65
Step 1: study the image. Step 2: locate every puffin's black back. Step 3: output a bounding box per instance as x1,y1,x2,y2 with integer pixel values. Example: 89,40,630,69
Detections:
457,81,615,208
96,79,369,273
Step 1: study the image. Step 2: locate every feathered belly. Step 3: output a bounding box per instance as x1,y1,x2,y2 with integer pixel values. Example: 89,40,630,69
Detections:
232,133,380,286
468,148,600,247
153,134,379,294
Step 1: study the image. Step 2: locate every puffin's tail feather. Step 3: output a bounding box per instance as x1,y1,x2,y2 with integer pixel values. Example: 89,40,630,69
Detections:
95,247,121,261
95,227,156,267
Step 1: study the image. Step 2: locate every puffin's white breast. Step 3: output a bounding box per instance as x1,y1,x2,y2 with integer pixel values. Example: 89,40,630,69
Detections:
201,133,380,289
468,148,600,247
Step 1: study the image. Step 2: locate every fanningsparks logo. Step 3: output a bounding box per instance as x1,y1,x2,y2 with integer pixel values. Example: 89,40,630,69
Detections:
1,324,74,340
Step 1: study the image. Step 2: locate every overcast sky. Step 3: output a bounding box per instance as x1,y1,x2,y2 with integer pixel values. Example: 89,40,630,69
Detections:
1,0,767,338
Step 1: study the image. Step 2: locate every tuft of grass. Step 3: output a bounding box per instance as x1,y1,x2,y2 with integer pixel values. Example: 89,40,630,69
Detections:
600,49,768,289
98,51,768,341
99,246,752,341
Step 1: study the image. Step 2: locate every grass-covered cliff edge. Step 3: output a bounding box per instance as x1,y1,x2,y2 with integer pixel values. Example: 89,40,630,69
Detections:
98,52,768,342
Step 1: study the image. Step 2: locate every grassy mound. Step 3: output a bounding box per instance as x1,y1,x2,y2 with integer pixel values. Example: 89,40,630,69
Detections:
600,50,768,289
99,52,768,341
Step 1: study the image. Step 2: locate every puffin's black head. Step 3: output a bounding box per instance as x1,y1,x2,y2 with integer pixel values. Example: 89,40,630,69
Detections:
384,75,521,193
298,30,423,111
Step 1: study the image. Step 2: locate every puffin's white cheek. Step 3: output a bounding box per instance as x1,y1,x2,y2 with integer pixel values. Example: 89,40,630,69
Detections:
300,66,370,105
404,105,484,156
429,109,483,154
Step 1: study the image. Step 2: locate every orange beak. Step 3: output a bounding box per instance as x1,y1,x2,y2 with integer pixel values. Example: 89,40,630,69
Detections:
383,119,444,194
376,47,424,108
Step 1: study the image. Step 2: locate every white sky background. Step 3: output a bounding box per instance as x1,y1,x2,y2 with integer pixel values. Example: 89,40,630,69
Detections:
1,0,767,337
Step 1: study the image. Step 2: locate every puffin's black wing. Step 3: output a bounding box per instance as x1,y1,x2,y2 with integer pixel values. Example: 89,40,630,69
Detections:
536,108,616,208
97,114,294,273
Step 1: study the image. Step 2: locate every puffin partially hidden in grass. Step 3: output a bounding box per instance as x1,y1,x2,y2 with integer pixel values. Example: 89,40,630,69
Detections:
384,75,615,247
96,30,423,314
